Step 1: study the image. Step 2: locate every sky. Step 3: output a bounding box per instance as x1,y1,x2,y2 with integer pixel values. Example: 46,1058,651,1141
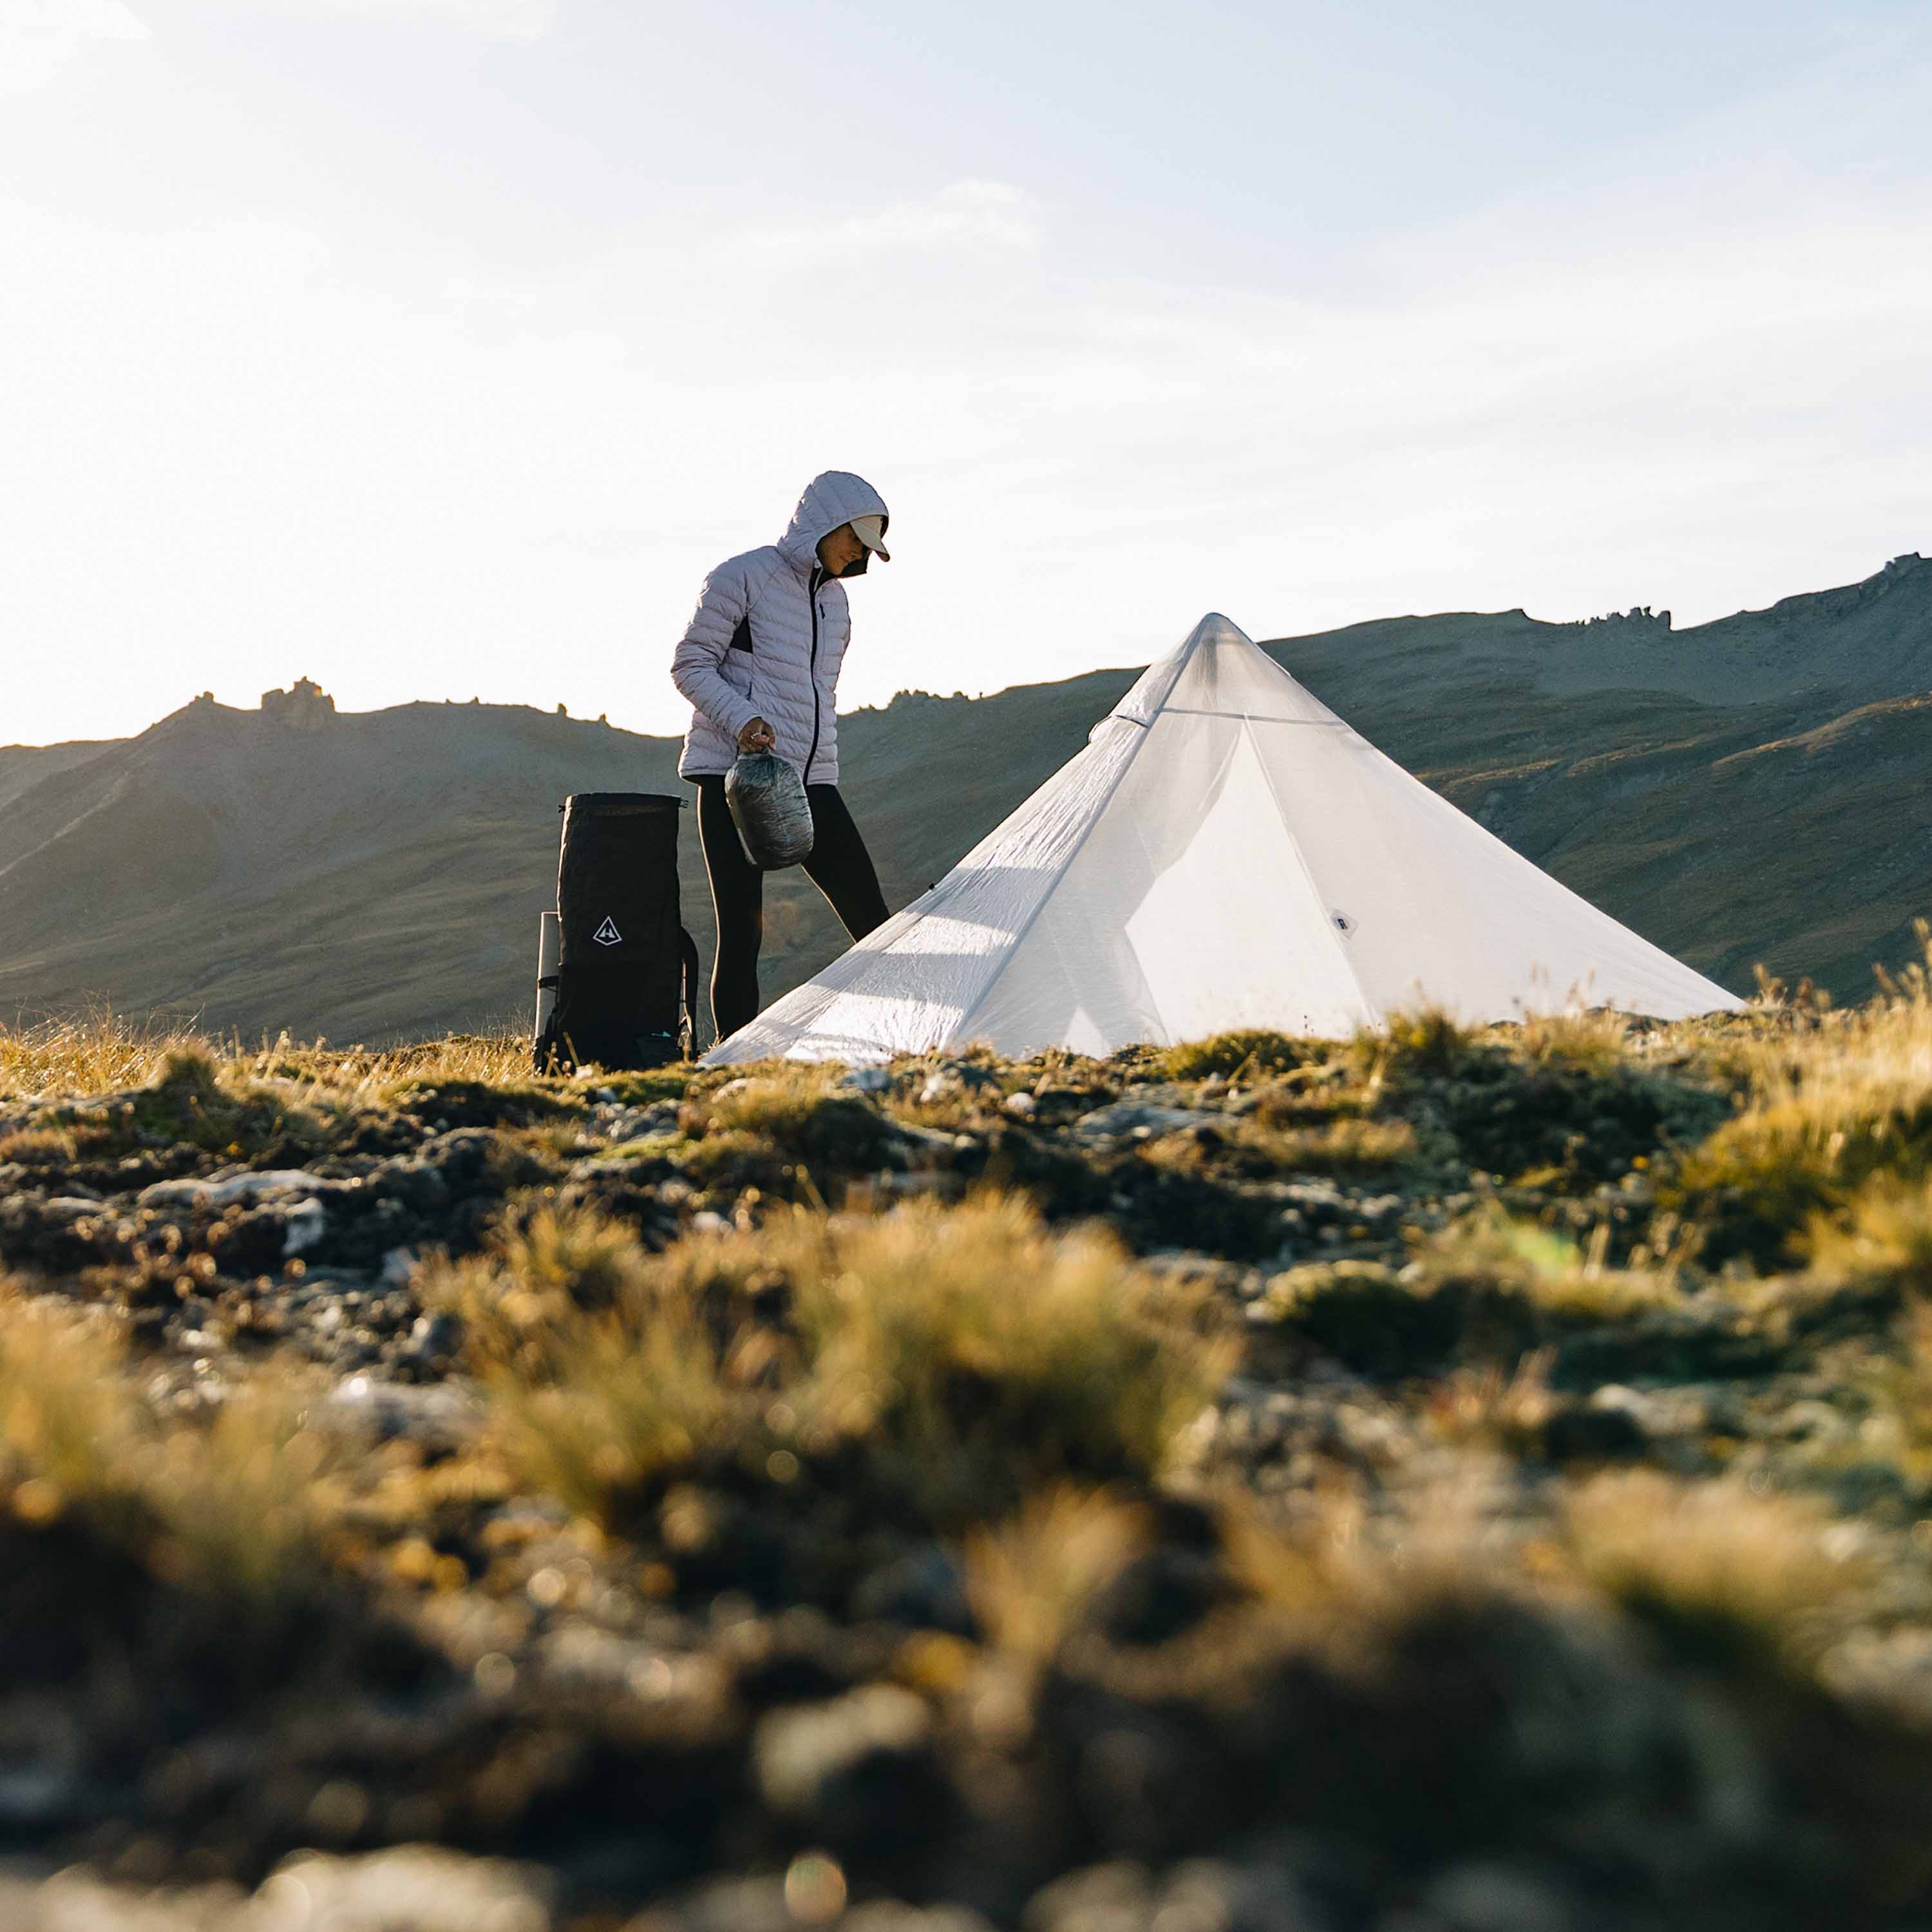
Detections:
2,0,1929,747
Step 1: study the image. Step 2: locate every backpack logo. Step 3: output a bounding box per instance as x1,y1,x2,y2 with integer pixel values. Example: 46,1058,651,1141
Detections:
593,916,622,947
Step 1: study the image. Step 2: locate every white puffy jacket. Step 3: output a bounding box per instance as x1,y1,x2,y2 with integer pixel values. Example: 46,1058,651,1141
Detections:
672,471,890,787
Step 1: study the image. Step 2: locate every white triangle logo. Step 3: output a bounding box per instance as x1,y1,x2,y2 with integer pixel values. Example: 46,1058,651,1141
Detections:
592,916,622,947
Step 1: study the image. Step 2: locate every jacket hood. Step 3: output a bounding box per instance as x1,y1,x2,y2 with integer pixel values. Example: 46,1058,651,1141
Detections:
777,471,889,569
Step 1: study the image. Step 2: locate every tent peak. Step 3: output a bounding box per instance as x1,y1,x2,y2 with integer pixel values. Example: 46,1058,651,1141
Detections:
1183,612,1255,650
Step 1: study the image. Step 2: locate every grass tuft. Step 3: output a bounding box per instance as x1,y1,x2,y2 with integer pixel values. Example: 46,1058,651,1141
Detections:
1564,1471,1876,1674
437,1194,1236,1544
1160,1030,1314,1082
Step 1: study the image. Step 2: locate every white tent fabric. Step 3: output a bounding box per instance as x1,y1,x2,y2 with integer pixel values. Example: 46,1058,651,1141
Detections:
706,614,1743,1065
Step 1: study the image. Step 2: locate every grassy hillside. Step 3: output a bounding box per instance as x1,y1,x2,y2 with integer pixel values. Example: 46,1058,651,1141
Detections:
11,979,1932,1923
0,739,117,814
1,552,1927,1043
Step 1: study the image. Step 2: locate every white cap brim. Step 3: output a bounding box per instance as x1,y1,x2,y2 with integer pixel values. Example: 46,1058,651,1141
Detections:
850,514,891,561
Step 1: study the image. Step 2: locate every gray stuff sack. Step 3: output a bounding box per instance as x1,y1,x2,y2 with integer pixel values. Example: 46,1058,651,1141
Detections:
725,752,815,869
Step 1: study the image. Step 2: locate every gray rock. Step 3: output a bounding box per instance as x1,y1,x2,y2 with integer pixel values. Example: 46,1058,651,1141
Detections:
753,1685,936,1844
323,1375,480,1448
1070,1103,1219,1144
280,1198,328,1256
136,1170,332,1212
1021,1861,1153,1932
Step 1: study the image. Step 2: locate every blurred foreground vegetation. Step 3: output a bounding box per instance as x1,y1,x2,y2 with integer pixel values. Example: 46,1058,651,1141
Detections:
10,965,1932,1927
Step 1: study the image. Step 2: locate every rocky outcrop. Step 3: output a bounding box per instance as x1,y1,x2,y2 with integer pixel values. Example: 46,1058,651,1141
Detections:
260,676,337,729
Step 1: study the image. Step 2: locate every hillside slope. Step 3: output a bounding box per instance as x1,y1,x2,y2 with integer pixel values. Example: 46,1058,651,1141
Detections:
1,554,1928,1041
0,740,116,815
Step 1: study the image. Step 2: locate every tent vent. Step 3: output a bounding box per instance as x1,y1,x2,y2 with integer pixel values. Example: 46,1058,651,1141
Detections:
1331,910,1354,936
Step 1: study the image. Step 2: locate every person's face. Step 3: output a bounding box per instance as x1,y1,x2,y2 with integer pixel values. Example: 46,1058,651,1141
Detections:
817,523,868,577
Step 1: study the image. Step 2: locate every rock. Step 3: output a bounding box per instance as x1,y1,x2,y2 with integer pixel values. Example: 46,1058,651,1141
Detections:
249,1846,556,1931
399,1311,464,1373
28,1197,111,1223
891,1120,969,1170
1069,1103,1219,1144
1021,1861,1153,1932
281,1198,328,1256
753,1684,942,1852
136,1170,331,1212
840,1068,893,1094
324,1375,480,1448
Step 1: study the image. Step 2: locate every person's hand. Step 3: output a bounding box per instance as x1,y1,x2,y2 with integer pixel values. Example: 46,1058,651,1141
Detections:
737,717,775,753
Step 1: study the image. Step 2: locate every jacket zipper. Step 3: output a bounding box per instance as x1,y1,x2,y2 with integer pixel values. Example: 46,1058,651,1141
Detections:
803,564,824,782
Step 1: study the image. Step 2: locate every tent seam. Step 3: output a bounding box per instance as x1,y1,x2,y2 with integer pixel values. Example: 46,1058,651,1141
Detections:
951,632,1207,1042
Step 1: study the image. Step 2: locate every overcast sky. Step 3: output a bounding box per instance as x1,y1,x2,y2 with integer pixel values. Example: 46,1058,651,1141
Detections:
3,0,1929,747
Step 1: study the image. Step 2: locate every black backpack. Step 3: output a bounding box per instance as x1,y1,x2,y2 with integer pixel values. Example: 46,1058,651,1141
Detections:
535,792,700,1072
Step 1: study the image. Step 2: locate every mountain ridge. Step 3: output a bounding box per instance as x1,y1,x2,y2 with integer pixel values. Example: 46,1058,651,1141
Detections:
3,551,1928,1041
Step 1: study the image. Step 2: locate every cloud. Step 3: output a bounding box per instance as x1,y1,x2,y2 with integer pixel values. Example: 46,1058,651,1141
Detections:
0,0,149,97
1,47,1928,745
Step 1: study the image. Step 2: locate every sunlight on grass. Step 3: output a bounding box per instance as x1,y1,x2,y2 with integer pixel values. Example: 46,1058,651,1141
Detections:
434,1193,1238,1535
1,1010,540,1106
1564,1470,1876,1673
0,1291,351,1624
1669,949,1932,1263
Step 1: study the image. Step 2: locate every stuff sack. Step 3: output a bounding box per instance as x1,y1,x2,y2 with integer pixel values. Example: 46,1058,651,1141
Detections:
725,752,815,869
535,791,699,1072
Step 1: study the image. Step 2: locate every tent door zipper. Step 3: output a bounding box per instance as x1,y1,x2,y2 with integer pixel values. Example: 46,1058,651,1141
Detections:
804,565,824,780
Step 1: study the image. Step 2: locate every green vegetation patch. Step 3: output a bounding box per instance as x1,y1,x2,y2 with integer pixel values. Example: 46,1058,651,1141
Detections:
1368,1018,1728,1188
1663,991,1932,1267
49,1046,337,1167
1161,1029,1320,1082
1260,1213,1776,1385
384,1077,585,1130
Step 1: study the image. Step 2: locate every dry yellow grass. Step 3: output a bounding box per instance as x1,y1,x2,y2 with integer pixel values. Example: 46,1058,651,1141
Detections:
0,1010,209,1100
433,1193,1238,1533
1,1010,537,1104
1564,1470,1877,1672
1669,949,1932,1258
0,1287,353,1620
963,1486,1150,1663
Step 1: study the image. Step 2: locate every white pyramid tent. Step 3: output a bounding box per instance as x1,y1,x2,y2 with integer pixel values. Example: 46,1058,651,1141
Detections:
707,614,1742,1065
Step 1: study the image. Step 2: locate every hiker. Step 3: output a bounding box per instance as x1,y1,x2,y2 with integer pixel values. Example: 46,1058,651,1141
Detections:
672,471,894,1043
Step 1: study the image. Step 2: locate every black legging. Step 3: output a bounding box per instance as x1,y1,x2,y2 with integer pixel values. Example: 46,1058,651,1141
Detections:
696,777,889,1043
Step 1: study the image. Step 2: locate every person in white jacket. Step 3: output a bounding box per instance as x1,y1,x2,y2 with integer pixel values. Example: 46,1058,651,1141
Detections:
672,471,893,1043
